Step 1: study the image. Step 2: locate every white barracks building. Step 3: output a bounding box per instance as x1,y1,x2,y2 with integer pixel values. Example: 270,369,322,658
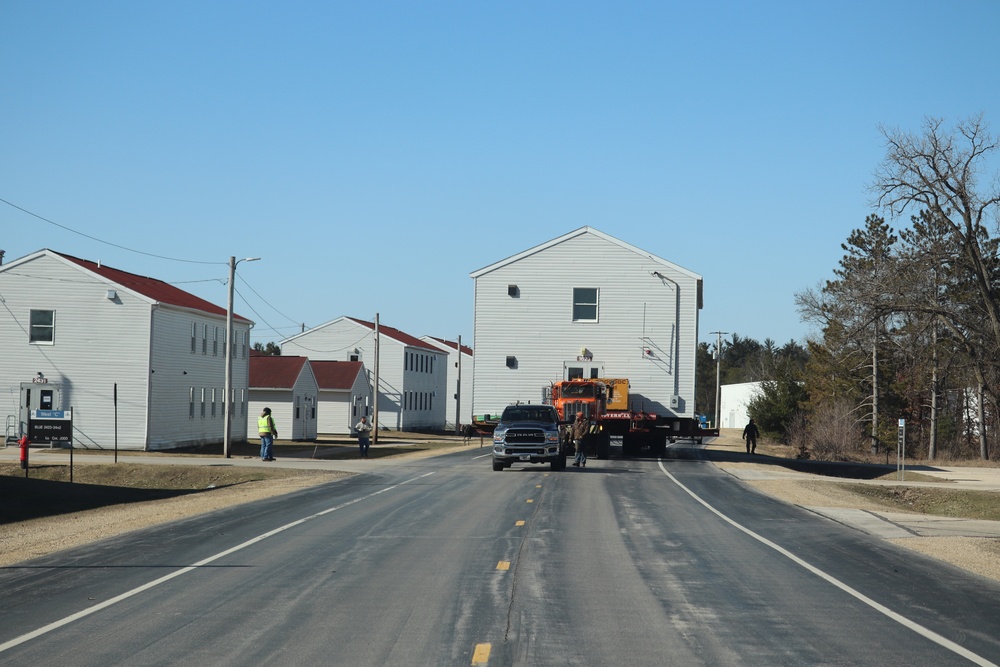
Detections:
470,227,703,419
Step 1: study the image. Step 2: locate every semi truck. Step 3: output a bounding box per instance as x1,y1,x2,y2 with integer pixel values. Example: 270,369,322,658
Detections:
547,378,718,458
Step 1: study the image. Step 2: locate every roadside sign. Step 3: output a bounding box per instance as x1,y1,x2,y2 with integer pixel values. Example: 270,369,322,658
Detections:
28,409,73,446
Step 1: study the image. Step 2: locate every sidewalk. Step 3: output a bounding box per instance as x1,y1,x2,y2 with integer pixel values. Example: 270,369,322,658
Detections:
716,457,1000,540
0,440,480,476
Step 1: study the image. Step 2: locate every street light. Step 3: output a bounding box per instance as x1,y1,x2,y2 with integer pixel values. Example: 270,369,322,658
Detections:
709,331,728,430
224,256,261,458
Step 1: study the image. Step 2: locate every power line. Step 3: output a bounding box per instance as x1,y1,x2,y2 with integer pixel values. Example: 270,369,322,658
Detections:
0,196,220,265
239,274,302,326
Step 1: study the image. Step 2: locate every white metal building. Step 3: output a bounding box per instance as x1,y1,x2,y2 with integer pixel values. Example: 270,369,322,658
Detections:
280,316,448,431
0,249,253,450
720,381,763,429
420,336,473,431
248,353,319,441
470,227,704,418
310,360,371,435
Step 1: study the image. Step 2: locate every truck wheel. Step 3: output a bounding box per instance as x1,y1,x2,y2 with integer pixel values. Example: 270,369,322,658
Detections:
492,459,504,471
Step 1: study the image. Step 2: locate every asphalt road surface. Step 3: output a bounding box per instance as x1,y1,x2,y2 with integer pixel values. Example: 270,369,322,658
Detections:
2,446,1000,666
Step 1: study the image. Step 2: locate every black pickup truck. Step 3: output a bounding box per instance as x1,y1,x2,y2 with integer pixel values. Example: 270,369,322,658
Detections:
491,404,567,471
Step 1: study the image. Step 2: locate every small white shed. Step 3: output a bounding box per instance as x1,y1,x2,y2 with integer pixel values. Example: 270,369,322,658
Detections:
311,360,371,435
248,354,319,441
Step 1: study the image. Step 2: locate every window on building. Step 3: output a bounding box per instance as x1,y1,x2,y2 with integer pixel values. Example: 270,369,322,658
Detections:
572,288,599,322
189,387,195,418
241,331,248,359
213,326,219,356
191,322,197,353
202,324,208,355
295,396,301,420
211,388,217,417
568,367,583,380
200,388,206,418
241,389,246,417
29,309,55,344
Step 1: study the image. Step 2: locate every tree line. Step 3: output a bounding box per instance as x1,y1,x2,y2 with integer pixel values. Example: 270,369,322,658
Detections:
699,115,1000,462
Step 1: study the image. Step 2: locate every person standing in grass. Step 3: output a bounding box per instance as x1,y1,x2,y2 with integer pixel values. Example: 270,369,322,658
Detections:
258,407,278,461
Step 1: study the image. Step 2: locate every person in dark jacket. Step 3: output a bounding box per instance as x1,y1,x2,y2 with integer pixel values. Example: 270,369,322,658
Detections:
742,418,759,454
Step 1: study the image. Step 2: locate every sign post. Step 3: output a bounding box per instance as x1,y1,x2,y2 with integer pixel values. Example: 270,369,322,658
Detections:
28,408,75,482
897,418,906,481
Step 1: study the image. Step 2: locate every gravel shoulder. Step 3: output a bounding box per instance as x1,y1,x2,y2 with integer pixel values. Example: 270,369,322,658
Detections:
709,434,1000,583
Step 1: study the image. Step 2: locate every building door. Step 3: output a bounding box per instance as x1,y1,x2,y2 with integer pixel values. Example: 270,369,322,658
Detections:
18,382,62,437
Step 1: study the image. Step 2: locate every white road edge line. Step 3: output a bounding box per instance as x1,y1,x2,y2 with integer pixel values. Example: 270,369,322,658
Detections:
0,471,437,654
657,460,996,667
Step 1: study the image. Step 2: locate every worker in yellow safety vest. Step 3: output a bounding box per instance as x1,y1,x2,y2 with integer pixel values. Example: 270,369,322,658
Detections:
258,407,278,461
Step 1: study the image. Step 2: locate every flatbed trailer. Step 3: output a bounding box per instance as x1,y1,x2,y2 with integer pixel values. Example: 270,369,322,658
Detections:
549,379,718,459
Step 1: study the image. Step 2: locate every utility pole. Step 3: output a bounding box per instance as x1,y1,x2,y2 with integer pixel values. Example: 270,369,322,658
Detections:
224,256,260,458
373,313,380,445
455,334,462,436
709,331,728,429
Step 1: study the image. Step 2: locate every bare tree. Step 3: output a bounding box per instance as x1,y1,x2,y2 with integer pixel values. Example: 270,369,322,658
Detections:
872,115,1000,459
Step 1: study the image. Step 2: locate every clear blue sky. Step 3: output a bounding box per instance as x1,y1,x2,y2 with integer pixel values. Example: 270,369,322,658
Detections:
3,1,998,349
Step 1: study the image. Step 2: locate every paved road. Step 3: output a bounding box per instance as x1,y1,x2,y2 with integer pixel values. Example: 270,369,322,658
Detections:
2,447,1000,666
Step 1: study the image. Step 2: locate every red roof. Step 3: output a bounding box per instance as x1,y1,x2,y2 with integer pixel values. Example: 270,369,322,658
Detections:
250,355,309,389
55,251,251,323
311,360,365,391
346,317,439,352
428,336,474,356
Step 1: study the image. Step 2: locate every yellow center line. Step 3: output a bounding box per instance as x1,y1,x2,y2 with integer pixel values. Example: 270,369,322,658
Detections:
515,520,525,526
496,561,510,571
526,499,534,503
472,642,491,665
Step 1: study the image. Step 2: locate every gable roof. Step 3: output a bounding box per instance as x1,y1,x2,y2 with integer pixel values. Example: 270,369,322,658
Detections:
469,226,702,282
423,336,474,357
345,317,444,352
311,360,366,391
250,355,311,389
8,249,252,323
281,315,441,353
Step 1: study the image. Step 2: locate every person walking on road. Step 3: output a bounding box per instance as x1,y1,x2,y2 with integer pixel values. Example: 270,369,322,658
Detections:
258,407,278,461
355,415,373,458
742,418,759,454
571,411,589,468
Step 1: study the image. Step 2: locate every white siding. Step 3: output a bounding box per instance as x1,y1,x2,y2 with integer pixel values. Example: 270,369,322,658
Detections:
149,308,252,449
290,364,318,440
316,370,371,435
281,318,447,431
720,382,763,429
472,230,702,418
248,366,318,441
0,254,151,448
420,337,473,430
0,251,252,451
